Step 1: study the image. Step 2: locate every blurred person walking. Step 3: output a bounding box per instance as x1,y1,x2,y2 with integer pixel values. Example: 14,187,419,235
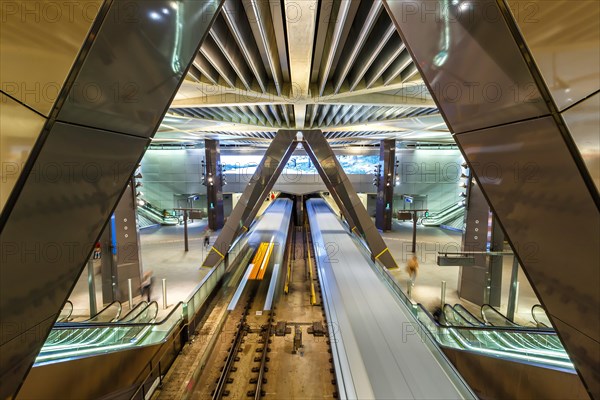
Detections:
406,255,419,287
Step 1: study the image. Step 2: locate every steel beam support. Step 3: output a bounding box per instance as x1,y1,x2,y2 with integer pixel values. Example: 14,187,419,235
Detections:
203,129,398,270
376,139,395,231
205,139,225,230
301,131,398,269
202,131,297,268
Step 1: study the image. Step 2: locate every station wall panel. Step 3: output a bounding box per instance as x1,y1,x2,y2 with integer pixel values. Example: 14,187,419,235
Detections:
0,0,104,116
57,0,221,137
0,95,46,212
0,122,148,397
505,0,600,111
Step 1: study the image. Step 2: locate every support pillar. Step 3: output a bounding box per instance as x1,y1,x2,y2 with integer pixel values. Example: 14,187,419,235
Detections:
376,139,395,231
458,176,504,306
101,178,143,304
205,139,224,231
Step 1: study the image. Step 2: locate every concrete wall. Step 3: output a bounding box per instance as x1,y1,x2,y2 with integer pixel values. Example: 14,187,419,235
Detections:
139,148,464,214
393,149,464,213
139,148,207,211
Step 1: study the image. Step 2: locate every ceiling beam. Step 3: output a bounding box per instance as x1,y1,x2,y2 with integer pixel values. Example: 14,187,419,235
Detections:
285,0,318,129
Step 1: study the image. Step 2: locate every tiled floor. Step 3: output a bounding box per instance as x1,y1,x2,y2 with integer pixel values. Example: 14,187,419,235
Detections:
68,200,275,319
69,202,541,325
382,219,540,325
68,221,218,319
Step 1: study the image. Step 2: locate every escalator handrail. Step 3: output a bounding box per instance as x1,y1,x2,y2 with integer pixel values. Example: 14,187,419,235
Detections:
531,304,551,328
421,203,463,221
453,304,485,326
53,301,183,330
116,301,148,322
56,300,73,323
415,303,556,334
81,301,122,323
481,304,519,327
442,304,475,326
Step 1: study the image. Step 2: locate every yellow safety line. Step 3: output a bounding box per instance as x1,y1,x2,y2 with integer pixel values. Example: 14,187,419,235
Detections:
306,232,317,306
211,246,225,259
284,261,291,294
257,243,274,280
374,247,390,260
284,241,292,294
351,226,358,234
241,225,248,231
249,243,268,279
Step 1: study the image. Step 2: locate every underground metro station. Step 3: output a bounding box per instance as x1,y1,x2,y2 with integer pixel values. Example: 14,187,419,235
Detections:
1,0,598,399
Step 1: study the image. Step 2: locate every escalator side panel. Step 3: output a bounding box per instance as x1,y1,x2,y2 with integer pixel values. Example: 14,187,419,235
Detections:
442,347,589,400
18,330,182,400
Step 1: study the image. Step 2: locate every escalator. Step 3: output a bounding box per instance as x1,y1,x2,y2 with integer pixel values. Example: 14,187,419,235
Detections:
18,302,185,399
137,201,179,226
80,301,122,323
37,302,159,364
421,203,465,227
480,304,519,327
453,304,485,326
19,200,286,399
422,304,573,371
418,303,588,398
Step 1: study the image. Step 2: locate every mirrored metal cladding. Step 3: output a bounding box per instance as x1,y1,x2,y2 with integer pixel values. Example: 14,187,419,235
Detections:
58,0,222,137
0,94,46,212
0,0,104,116
0,123,148,399
562,92,600,191
384,0,549,134
505,0,600,111
0,1,224,397
456,117,600,396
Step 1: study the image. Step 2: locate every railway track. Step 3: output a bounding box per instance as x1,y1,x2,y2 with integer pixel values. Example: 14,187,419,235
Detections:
189,217,338,400
210,282,273,399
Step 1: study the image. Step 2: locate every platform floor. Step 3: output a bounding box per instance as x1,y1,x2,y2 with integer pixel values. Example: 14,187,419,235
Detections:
68,205,540,325
68,200,274,319
382,220,539,326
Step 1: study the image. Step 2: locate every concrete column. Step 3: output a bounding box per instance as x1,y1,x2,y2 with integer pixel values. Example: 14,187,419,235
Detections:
459,177,502,307
205,139,224,230
376,139,395,231
101,178,143,303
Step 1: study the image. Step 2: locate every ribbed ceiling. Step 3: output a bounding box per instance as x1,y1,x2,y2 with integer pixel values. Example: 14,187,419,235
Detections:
157,0,448,148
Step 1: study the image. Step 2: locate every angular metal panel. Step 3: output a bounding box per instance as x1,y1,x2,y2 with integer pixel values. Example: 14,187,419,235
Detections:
505,0,600,111
551,316,600,397
0,316,55,400
0,123,148,397
0,0,103,116
562,93,600,191
456,117,599,396
203,131,296,268
57,0,222,137
0,95,46,213
303,131,398,268
384,0,549,133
